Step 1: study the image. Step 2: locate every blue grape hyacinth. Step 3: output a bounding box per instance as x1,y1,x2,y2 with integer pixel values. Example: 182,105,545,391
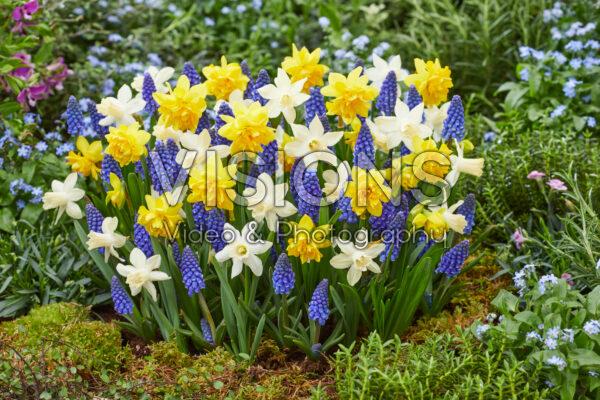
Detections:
100,154,123,191
179,246,206,296
182,61,201,86
257,140,278,175
213,102,234,145
111,276,133,315
273,253,295,295
436,240,470,278
195,112,210,134
406,84,422,110
201,318,214,345
86,204,104,255
66,96,84,136
441,95,465,142
134,217,153,258
456,194,476,234
376,71,397,116
172,241,181,266
308,279,330,326
296,168,321,223
305,86,327,124
142,72,159,115
353,120,375,169
88,100,109,137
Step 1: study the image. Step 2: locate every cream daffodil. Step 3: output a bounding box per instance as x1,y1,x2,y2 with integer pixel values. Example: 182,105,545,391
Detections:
131,66,175,94
446,140,485,187
215,222,273,278
176,129,230,170
373,101,432,152
330,231,386,285
42,173,85,223
152,123,184,144
86,217,127,262
365,54,408,90
429,201,467,235
106,173,126,208
424,102,450,141
243,173,297,231
116,248,170,302
258,68,310,123
284,117,343,169
97,84,145,127
322,161,350,203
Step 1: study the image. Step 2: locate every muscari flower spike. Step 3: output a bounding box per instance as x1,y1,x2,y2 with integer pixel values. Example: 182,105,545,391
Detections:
245,164,261,189
417,231,434,259
195,112,211,135
201,318,214,345
436,240,470,278
441,95,465,142
100,154,123,191
182,61,201,86
354,59,364,75
336,192,359,223
253,69,270,105
179,246,206,296
142,72,159,115
376,71,397,116
134,215,153,258
66,96,85,136
380,194,409,262
308,279,330,326
213,102,234,146
273,253,295,295
370,199,397,237
456,193,476,234
319,113,332,133
296,168,321,223
240,60,256,100
353,119,375,169
88,100,109,137
257,140,278,175
289,158,303,203
172,241,181,265
192,201,210,232
86,204,105,255
111,276,134,315
205,208,227,252
305,86,327,125
406,84,422,110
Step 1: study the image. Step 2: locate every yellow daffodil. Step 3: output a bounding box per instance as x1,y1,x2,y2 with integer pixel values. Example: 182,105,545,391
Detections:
218,101,275,155
105,122,150,166
321,67,379,125
343,118,362,148
153,75,208,132
344,166,392,217
404,58,453,107
281,44,329,93
410,135,452,184
286,215,331,264
278,128,296,172
187,154,238,211
202,56,249,101
137,194,183,238
66,136,104,179
412,207,448,239
106,173,126,208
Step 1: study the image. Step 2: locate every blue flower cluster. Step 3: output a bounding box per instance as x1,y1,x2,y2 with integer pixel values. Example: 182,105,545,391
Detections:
308,279,330,326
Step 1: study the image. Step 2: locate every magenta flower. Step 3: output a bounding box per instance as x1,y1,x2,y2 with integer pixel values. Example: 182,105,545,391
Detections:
513,227,526,250
527,170,546,181
44,57,73,91
10,52,34,81
17,85,47,109
546,179,567,191
11,1,39,34
561,273,574,287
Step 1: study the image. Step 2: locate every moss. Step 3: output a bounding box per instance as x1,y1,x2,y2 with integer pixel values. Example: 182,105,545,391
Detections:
0,302,130,373
236,374,286,399
149,340,193,369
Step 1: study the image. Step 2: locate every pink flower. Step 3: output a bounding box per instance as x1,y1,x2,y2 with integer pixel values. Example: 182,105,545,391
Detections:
561,273,574,287
11,1,38,34
17,85,47,110
513,227,526,250
546,179,567,191
527,170,546,181
44,57,73,91
9,52,34,81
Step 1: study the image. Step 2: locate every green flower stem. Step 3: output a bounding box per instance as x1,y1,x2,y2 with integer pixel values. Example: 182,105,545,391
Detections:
282,294,289,332
198,292,216,344
314,324,321,345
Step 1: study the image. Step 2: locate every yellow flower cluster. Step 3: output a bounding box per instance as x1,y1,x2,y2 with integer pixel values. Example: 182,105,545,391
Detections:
66,137,103,179
105,123,150,166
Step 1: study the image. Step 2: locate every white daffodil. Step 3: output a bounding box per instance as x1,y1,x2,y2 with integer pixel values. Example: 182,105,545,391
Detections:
258,68,310,124
424,102,451,141
86,217,127,262
116,248,170,302
330,233,386,285
366,118,398,153
365,54,408,90
429,201,467,234
446,140,485,187
373,101,432,152
322,161,350,203
97,84,145,127
243,173,297,231
42,172,85,223
131,66,175,94
215,222,273,278
176,129,230,170
227,89,254,107
152,123,184,144
284,117,343,169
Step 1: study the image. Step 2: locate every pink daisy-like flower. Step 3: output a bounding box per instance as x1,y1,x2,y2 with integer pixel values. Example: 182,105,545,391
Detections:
527,170,546,181
546,179,567,191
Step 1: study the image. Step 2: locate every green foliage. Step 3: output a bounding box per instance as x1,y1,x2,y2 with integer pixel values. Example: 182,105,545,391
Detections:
333,330,553,399
0,215,109,318
0,303,130,372
474,270,600,399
